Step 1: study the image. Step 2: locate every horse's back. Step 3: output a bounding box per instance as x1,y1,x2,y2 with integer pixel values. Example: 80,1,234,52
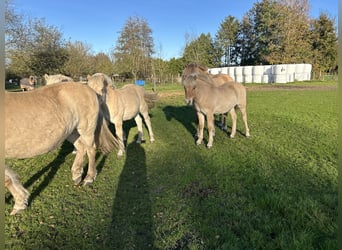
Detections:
5,83,99,159
117,84,145,119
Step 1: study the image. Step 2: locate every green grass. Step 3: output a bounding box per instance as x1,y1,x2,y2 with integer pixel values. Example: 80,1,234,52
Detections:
5,81,337,249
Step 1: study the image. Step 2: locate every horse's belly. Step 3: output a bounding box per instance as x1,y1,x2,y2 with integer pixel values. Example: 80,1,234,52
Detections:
5,126,69,159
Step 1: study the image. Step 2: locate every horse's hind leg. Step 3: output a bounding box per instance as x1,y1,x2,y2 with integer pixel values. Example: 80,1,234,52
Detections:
239,106,250,137
229,108,237,138
5,166,30,215
140,105,155,143
70,140,87,185
134,115,144,143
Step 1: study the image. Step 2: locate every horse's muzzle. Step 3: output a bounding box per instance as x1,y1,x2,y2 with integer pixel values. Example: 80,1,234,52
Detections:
185,98,193,105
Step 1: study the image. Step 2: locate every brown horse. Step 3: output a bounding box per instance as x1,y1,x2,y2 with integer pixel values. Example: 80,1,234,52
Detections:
5,82,119,215
87,73,158,156
182,73,250,148
182,63,246,132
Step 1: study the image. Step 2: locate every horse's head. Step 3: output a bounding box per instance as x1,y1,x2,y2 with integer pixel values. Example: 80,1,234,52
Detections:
182,74,198,105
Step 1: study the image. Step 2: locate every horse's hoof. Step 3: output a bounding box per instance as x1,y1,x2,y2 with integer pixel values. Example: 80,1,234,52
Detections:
10,207,25,215
207,144,212,149
83,180,93,187
73,176,82,186
117,150,124,157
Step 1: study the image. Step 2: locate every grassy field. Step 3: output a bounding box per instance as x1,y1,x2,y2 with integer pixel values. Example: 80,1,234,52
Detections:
5,81,337,249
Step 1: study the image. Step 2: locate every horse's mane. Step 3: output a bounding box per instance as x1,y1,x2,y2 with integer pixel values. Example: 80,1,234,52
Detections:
183,62,208,76
91,73,114,89
183,73,214,86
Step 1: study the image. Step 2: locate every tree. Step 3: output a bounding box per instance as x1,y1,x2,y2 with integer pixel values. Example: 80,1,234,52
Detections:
215,15,239,66
238,0,311,65
91,52,115,76
6,17,68,77
310,13,338,78
182,33,217,67
62,40,93,78
113,16,154,81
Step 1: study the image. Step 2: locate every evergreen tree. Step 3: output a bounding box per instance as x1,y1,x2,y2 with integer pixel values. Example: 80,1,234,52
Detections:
215,15,239,66
310,13,338,78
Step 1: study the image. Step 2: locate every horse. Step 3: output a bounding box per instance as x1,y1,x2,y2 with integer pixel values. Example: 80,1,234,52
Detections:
182,73,250,148
20,76,36,91
5,82,120,215
44,74,74,85
87,73,158,156
182,63,246,132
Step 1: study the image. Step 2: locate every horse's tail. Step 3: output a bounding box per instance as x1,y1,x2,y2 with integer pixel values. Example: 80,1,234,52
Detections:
144,92,159,110
95,108,119,154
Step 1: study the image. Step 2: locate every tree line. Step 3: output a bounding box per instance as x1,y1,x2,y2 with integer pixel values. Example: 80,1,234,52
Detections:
5,0,337,83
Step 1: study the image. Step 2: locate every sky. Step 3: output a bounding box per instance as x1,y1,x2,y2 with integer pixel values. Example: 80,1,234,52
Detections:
11,0,338,60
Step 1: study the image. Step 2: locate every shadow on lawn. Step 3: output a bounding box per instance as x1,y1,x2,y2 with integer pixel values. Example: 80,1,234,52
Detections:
5,141,74,207
108,140,154,248
163,105,197,138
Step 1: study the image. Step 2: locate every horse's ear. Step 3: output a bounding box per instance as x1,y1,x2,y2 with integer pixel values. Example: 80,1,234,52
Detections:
87,74,91,80
44,74,49,79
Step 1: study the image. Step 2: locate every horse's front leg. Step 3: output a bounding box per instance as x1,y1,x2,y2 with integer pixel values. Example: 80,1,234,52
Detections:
5,166,30,215
134,115,144,143
196,112,205,145
206,112,215,148
114,120,125,157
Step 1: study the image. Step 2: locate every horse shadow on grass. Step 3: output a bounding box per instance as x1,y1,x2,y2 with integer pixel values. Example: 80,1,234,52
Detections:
107,140,154,248
163,105,197,139
5,140,108,209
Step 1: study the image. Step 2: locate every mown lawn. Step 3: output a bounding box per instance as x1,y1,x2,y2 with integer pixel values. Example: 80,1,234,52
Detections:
5,81,337,249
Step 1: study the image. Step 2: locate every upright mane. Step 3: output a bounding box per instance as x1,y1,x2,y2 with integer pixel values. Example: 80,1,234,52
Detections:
182,72,214,86
183,63,208,75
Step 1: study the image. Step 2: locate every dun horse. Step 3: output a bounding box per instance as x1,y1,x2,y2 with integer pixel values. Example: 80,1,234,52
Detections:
87,73,158,156
20,76,36,91
182,73,250,148
182,63,246,131
5,82,119,215
44,74,74,85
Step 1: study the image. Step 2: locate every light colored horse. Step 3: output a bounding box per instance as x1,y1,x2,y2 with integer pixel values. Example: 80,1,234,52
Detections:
20,76,36,91
44,74,74,85
5,82,119,215
182,63,246,131
182,73,250,148
87,73,158,156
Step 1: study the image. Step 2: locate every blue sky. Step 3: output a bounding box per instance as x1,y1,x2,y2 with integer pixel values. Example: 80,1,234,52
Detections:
12,0,338,59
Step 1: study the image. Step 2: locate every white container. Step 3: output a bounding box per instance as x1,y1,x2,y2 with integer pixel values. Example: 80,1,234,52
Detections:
295,64,305,81
287,64,296,83
234,67,243,83
243,66,253,83
252,65,264,83
273,64,288,83
209,68,220,75
303,64,312,81
228,67,235,81
263,65,273,83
